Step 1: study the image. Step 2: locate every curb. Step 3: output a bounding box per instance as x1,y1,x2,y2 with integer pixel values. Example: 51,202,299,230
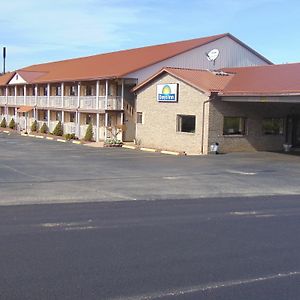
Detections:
122,144,184,156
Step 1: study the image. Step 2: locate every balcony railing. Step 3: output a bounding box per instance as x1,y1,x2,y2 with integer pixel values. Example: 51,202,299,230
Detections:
80,96,97,109
7,96,15,105
0,96,6,105
27,96,36,106
64,96,78,109
107,96,122,110
37,96,48,107
3,95,123,111
50,96,62,108
16,96,25,105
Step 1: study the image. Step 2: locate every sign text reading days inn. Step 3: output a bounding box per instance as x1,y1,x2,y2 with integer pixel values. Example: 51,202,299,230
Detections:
157,84,178,102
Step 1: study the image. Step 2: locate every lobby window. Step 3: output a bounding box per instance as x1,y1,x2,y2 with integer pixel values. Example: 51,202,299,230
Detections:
177,115,196,133
223,117,246,135
262,118,284,135
137,112,143,124
69,112,76,123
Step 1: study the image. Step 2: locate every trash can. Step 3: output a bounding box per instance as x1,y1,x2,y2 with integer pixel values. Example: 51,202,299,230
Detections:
210,142,219,154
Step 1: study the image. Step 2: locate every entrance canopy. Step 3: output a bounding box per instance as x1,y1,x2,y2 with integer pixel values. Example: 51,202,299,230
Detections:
17,106,33,113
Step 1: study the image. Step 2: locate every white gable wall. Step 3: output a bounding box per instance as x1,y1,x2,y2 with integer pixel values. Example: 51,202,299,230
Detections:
126,36,270,83
8,73,27,85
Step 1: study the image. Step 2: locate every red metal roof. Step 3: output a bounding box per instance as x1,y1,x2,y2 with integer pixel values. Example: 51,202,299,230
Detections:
133,67,234,94
221,63,300,96
134,63,300,97
0,33,271,85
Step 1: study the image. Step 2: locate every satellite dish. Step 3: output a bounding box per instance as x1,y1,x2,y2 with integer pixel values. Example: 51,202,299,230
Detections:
205,49,220,62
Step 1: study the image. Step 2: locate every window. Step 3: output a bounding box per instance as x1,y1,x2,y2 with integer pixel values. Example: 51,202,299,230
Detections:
70,86,77,96
43,86,48,96
56,111,62,121
262,118,284,135
223,117,246,135
69,112,76,123
40,110,47,121
86,114,92,124
137,112,143,124
56,86,61,96
85,86,93,96
177,115,196,133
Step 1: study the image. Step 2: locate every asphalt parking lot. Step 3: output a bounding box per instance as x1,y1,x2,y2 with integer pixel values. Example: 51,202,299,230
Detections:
1,131,300,205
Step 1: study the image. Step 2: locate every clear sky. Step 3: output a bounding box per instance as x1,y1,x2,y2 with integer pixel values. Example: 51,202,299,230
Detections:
1,0,300,71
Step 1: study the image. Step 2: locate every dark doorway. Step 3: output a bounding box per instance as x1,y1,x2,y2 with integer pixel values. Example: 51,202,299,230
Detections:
292,116,300,147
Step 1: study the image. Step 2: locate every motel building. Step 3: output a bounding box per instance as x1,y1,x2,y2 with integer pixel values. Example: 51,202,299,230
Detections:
0,32,300,154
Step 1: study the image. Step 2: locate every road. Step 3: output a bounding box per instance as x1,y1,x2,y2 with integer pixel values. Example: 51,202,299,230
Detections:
1,195,300,300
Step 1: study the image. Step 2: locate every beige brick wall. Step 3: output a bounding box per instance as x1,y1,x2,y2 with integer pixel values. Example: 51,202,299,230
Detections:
136,74,210,154
208,99,300,153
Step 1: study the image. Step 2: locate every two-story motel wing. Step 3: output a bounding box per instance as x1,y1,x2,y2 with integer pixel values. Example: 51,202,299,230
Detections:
0,33,271,141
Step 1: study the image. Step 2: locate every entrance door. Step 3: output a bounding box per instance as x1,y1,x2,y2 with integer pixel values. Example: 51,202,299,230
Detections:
292,117,300,147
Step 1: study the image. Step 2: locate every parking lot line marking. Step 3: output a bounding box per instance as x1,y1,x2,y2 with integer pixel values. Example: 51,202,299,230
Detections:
3,130,10,133
57,139,66,143
46,137,54,140
28,134,35,137
118,271,300,300
72,141,82,144
35,136,44,139
227,170,257,176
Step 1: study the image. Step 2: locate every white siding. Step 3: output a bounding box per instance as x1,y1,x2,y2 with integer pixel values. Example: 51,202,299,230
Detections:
127,36,270,83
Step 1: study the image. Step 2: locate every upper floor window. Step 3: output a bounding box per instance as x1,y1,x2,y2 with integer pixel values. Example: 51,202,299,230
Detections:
70,86,77,96
55,86,61,96
85,86,93,96
43,86,48,96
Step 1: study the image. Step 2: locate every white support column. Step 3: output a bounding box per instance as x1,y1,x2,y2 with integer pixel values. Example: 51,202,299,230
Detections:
121,79,124,110
105,79,108,109
47,83,50,107
47,110,50,130
120,112,124,142
77,111,81,138
105,112,108,140
14,107,17,125
61,82,64,109
77,82,81,108
34,85,38,106
5,87,8,120
24,85,27,105
96,80,99,110
62,110,64,124
14,86,17,105
96,113,100,142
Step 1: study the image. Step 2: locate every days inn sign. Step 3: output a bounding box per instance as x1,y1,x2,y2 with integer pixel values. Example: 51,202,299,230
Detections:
157,84,178,102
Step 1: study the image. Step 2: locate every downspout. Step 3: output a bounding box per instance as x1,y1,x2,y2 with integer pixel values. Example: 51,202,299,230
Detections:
201,92,218,154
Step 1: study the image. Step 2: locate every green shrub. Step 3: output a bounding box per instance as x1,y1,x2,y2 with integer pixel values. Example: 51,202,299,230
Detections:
64,133,76,141
52,121,63,136
40,123,48,134
31,120,38,132
8,118,15,129
84,123,93,141
0,118,7,128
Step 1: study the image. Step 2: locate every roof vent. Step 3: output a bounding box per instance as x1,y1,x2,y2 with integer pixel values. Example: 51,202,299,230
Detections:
212,71,230,76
